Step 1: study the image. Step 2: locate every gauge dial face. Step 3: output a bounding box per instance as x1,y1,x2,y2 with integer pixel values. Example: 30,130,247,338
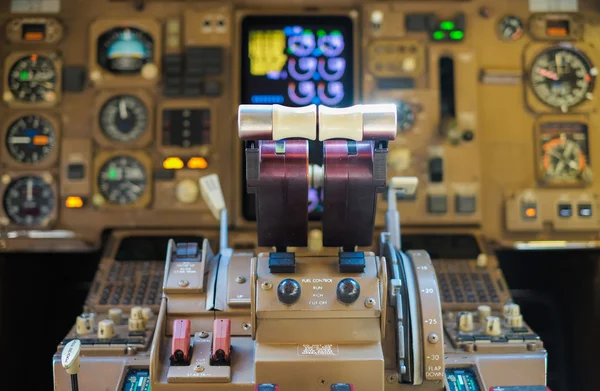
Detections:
6,115,55,163
97,27,154,74
530,47,597,111
396,102,416,132
540,123,591,184
8,54,57,102
98,156,148,205
498,16,524,41
99,95,148,142
3,176,54,226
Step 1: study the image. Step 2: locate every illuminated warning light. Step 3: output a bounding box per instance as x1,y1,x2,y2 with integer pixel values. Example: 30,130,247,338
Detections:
33,135,49,145
525,207,537,218
433,31,445,40
440,21,455,31
163,157,184,170
546,27,568,37
25,32,44,41
187,157,208,169
449,30,464,40
65,196,84,208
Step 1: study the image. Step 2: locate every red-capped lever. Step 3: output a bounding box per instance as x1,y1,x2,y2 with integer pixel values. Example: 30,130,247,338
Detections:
211,319,231,365
170,319,191,365
256,385,279,391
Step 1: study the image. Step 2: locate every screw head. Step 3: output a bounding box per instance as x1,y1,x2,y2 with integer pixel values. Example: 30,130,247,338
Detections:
428,333,440,344
364,297,376,308
178,280,189,287
199,331,209,338
261,281,273,290
387,374,397,383
236,276,246,284
242,323,251,331
194,365,204,373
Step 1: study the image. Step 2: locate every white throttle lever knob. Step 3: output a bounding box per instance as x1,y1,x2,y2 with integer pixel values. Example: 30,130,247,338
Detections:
62,339,82,391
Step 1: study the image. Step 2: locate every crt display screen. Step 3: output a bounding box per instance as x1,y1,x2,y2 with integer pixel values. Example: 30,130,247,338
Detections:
241,15,354,108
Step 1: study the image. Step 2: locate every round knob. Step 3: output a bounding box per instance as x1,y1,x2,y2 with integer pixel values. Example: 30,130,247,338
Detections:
484,316,502,336
477,305,491,324
277,279,301,305
75,313,95,335
505,314,523,328
108,308,122,325
175,179,199,204
503,303,520,317
97,319,116,339
457,311,474,332
336,278,361,304
130,306,144,320
142,307,154,321
128,318,145,332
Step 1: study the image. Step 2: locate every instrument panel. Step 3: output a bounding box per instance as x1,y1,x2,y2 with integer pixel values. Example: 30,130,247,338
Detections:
1,0,600,251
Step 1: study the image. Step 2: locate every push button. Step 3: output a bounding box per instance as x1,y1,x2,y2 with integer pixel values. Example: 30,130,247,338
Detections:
578,203,592,217
522,202,537,220
428,157,443,182
456,195,476,214
67,163,85,180
427,194,447,214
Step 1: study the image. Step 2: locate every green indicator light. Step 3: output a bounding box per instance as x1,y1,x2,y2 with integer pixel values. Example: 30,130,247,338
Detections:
331,30,341,36
433,31,445,40
450,30,464,40
20,71,29,81
108,168,118,180
317,29,326,37
440,21,455,30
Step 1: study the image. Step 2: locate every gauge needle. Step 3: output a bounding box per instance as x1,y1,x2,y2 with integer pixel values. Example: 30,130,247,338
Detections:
555,53,564,77
536,68,559,81
27,179,33,201
119,99,128,119
568,160,580,170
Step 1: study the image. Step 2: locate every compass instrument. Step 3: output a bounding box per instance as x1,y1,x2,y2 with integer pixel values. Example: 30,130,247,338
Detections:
530,46,597,112
5,115,55,164
539,122,591,184
97,155,148,205
3,176,55,226
99,95,149,142
498,16,524,41
8,54,57,103
97,27,154,74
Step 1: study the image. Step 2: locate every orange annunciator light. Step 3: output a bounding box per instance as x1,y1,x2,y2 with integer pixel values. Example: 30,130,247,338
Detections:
65,196,83,208
33,135,49,145
525,207,537,218
187,157,208,169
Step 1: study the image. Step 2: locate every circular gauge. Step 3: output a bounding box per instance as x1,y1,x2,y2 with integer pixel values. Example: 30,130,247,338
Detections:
97,27,154,74
3,176,54,226
98,156,148,205
8,54,57,102
542,133,590,182
530,46,597,111
99,95,148,142
498,16,524,41
5,115,56,163
396,102,416,132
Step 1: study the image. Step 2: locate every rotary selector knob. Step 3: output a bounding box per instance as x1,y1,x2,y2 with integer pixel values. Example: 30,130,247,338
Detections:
277,279,301,305
175,179,199,204
505,314,523,327
477,305,491,324
98,319,116,339
504,303,520,317
484,316,502,336
457,311,474,332
108,308,122,325
128,306,146,331
75,313,95,335
336,278,361,304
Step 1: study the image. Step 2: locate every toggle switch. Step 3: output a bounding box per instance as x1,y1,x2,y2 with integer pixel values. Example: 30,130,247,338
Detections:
171,319,191,366
211,319,231,366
